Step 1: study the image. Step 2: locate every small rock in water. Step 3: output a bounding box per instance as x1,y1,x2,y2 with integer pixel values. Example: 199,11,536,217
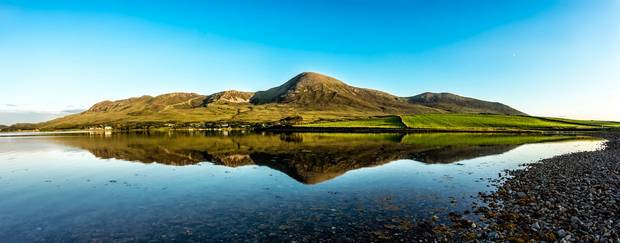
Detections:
531,222,540,231
571,216,581,225
557,229,566,238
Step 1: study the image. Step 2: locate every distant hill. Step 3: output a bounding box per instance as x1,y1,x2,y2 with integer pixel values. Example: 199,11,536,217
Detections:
31,72,526,130
406,92,526,116
0,123,38,131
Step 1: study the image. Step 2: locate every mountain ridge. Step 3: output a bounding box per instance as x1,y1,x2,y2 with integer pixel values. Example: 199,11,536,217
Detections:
87,93,205,113
35,72,526,129
406,92,526,116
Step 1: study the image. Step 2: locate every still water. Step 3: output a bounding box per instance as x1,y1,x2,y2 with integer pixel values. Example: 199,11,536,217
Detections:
0,132,603,242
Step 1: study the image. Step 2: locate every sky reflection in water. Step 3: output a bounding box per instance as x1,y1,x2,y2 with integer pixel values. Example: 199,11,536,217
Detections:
0,132,603,241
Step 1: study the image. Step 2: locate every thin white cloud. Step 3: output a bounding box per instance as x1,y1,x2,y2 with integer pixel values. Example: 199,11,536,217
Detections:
61,109,85,113
0,111,61,125
0,109,83,125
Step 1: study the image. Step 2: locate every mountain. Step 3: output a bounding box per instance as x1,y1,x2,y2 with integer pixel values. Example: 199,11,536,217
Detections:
206,90,254,104
406,92,526,115
34,72,525,130
87,93,205,113
250,72,439,113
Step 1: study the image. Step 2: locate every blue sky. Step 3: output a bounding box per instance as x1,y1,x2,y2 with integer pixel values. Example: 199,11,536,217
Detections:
1,0,618,124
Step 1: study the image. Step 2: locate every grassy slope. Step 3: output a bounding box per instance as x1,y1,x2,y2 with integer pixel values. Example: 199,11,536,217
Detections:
400,114,599,131
297,116,406,128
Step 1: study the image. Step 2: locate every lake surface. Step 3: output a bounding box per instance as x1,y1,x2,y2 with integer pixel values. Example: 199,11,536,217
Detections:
0,132,603,242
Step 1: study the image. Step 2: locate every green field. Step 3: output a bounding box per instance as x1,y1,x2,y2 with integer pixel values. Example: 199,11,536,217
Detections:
399,114,604,131
400,133,596,146
298,116,406,128
297,113,617,131
534,117,620,128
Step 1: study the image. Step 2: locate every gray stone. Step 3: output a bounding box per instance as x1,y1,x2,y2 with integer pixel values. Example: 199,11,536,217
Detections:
557,229,567,238
531,222,540,231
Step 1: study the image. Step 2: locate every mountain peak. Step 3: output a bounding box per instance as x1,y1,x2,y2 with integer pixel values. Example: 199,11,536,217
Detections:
249,72,440,113
292,72,344,85
250,72,347,105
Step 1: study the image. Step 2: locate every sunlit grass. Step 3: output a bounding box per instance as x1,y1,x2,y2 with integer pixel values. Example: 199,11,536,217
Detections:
298,116,405,128
295,114,607,131
535,117,620,128
400,114,598,131
400,133,597,146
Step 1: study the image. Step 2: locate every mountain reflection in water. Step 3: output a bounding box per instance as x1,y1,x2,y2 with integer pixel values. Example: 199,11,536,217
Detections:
49,132,589,184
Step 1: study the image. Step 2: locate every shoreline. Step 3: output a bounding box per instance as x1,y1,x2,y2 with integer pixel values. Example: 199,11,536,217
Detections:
0,130,94,137
438,132,619,241
0,127,612,137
